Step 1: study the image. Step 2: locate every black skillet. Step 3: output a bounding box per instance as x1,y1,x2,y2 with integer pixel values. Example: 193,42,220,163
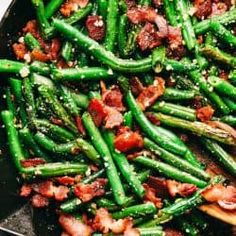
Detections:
0,1,233,235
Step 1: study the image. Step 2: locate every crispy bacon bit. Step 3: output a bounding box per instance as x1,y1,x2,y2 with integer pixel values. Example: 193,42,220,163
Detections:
102,86,125,112
210,2,228,17
31,49,50,62
130,77,145,96
196,105,214,122
194,0,212,19
165,228,184,236
192,95,204,109
88,98,107,127
54,186,70,201
201,184,236,210
20,158,46,168
137,22,162,51
147,176,169,198
143,183,163,208
75,116,86,136
86,15,105,41
127,7,157,24
154,14,168,37
59,214,92,236
49,38,61,60
60,0,89,17
146,112,161,126
104,106,124,129
137,77,165,110
74,178,107,202
56,176,75,186
166,180,198,197
93,208,136,234
31,194,49,208
50,117,64,126
219,69,229,80
20,184,33,197
12,43,28,60
56,59,70,69
125,0,136,9
114,127,144,153
32,180,55,198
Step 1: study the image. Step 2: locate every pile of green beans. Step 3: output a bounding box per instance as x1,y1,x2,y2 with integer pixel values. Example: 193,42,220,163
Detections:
0,0,235,235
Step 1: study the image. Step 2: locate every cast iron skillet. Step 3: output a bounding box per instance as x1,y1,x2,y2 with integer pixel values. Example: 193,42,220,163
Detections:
0,1,233,235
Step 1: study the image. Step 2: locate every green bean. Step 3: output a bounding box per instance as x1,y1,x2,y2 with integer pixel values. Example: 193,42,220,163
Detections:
163,0,178,26
194,8,236,35
187,68,230,115
118,14,128,58
82,168,106,184
98,0,108,20
205,32,217,46
104,0,118,51
123,111,133,128
24,32,41,50
53,19,153,73
23,162,88,179
9,78,28,125
88,91,101,100
223,97,236,112
61,41,73,62
19,128,50,161
30,61,51,76
202,138,236,177
151,101,196,121
34,132,101,163
5,88,16,116
139,0,152,5
112,203,157,219
152,113,236,146
0,59,25,74
71,92,89,109
144,138,210,181
133,156,207,187
174,0,196,50
138,227,165,236
229,70,236,85
139,176,223,227
162,88,196,101
103,130,145,198
210,21,236,47
119,79,189,157
44,0,64,19
23,77,36,118
96,198,121,211
208,76,236,100
200,45,236,68
219,115,236,126
31,0,52,39
38,85,77,133
51,67,115,82
82,112,127,205
1,110,25,171
33,119,75,142
60,198,83,213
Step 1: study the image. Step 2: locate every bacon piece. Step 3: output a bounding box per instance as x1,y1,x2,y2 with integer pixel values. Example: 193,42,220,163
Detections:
50,117,64,126
12,43,28,60
201,184,236,210
125,0,136,9
31,49,50,62
104,106,123,129
56,176,75,186
152,0,162,8
49,38,61,60
210,2,228,17
143,183,163,208
146,112,161,126
165,228,184,236
88,98,107,127
20,158,46,168
166,180,198,198
137,77,165,110
75,116,86,136
102,86,125,112
114,127,144,153
59,214,92,236
54,186,70,201
137,22,162,51
86,15,105,41
147,176,169,198
32,180,55,198
60,0,89,17
130,77,145,96
194,0,212,19
196,105,214,122
20,184,33,197
154,15,168,38
127,7,157,24
93,208,136,234
56,59,70,69
74,178,107,202
31,194,49,208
